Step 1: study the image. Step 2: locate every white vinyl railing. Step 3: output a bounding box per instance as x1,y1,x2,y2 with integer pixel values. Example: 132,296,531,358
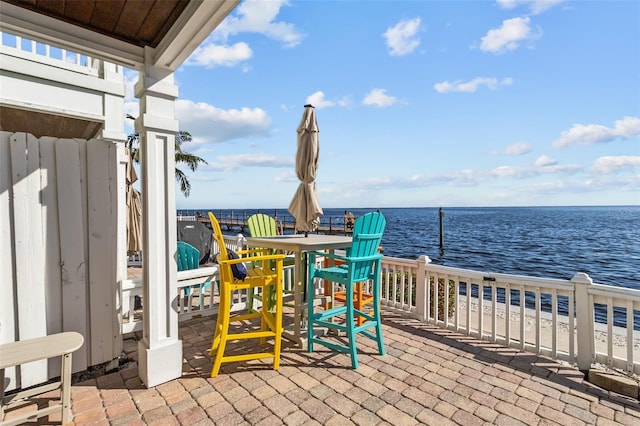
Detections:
378,255,640,376
121,234,295,334
121,247,640,377
0,31,96,75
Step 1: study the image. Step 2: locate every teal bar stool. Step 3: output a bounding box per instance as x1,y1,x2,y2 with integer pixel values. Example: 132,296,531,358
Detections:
306,212,386,368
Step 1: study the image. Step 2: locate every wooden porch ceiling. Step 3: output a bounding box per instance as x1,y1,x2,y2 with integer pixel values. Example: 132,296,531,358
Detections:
0,0,240,69
0,106,102,139
2,0,189,49
0,0,239,139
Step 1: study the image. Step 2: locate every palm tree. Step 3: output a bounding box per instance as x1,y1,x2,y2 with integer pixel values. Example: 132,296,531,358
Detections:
126,115,207,197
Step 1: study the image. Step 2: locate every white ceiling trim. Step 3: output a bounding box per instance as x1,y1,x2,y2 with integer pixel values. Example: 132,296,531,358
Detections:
153,0,240,70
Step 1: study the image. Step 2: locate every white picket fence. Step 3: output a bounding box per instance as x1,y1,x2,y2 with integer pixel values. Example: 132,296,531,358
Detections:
1,132,125,391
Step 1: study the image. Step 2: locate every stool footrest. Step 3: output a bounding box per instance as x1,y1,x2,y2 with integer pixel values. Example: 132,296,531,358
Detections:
308,337,351,354
220,352,276,364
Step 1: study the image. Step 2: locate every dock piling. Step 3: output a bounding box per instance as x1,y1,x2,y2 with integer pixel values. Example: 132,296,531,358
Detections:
439,208,444,250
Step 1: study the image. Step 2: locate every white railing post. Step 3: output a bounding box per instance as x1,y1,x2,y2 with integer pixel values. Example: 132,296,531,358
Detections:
99,62,126,141
573,272,594,372
236,233,247,251
415,255,431,322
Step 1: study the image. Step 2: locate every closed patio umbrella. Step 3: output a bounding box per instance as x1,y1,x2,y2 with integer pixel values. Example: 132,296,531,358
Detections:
126,149,142,255
288,104,323,235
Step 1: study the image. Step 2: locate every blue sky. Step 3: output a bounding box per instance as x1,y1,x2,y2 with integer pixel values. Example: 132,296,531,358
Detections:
124,0,640,209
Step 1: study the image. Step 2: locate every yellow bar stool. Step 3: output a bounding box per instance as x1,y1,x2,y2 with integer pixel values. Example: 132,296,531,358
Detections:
207,212,285,377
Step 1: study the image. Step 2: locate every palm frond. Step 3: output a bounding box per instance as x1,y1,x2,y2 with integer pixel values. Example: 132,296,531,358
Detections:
127,119,204,197
175,168,191,197
176,152,207,172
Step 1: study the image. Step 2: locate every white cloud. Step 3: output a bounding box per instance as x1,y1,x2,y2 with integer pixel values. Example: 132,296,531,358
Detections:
205,153,293,172
496,0,564,15
363,88,397,107
123,69,138,100
591,156,640,174
535,155,556,167
502,141,532,155
214,0,303,48
539,163,582,174
305,91,336,109
122,69,139,134
274,170,297,182
187,42,252,68
175,99,271,145
326,154,594,199
552,116,640,148
527,180,570,193
532,155,583,174
383,17,422,56
582,175,639,192
336,97,352,107
302,92,351,110
491,165,535,178
434,77,513,93
480,17,541,54
447,168,487,186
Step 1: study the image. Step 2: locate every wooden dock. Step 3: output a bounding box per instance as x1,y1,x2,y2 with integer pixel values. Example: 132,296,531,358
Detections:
189,211,354,236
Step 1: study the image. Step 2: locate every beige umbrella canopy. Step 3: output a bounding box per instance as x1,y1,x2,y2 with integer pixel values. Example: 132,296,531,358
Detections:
288,104,323,234
126,148,142,255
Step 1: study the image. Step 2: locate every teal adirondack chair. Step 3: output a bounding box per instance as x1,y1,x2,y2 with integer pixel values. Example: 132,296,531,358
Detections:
307,212,387,369
177,241,211,306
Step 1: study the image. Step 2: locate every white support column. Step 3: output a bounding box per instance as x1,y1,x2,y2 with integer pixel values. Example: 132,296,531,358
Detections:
134,50,181,388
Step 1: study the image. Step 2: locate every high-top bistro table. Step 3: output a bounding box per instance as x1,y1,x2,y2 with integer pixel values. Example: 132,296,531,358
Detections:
246,234,353,346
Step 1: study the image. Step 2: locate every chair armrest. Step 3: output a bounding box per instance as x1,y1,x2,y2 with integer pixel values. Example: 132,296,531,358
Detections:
308,250,350,263
344,253,383,263
235,248,269,257
220,253,285,266
309,251,382,264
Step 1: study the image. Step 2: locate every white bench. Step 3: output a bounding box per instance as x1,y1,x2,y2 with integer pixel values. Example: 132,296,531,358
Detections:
1,332,84,426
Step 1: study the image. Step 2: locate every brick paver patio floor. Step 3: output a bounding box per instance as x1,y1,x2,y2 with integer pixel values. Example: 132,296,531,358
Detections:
5,309,640,425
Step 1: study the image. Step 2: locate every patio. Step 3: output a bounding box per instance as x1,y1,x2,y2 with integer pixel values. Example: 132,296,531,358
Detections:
6,307,639,425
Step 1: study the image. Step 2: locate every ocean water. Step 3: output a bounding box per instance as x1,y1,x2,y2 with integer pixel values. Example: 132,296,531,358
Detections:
186,206,639,291
376,206,639,291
